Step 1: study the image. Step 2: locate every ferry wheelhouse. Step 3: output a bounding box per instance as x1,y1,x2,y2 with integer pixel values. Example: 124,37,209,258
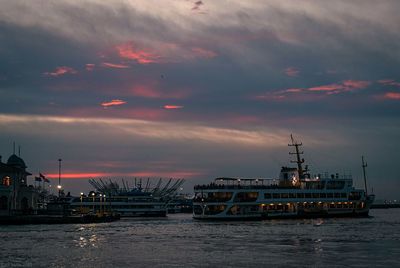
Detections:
193,136,375,220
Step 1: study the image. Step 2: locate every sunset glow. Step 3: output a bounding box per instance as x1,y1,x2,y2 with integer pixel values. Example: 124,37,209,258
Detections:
163,105,184,109
101,62,130,69
116,43,161,64
43,66,77,77
101,99,127,107
383,92,400,100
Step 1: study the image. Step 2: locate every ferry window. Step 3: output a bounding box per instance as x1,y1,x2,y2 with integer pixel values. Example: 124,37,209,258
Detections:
264,193,272,199
327,181,345,190
329,203,335,209
297,193,304,198
234,192,258,202
205,205,226,215
349,192,361,200
341,193,347,198
327,193,333,198
288,193,296,198
320,193,326,198
305,193,312,198
281,193,289,199
312,193,319,198
334,193,340,198
273,193,280,199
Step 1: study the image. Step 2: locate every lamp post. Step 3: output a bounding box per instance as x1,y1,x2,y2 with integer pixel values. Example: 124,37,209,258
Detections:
92,192,95,213
80,192,84,214
58,159,62,197
99,194,103,215
103,195,107,214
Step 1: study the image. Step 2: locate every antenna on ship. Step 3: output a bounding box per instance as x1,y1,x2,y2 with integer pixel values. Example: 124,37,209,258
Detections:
362,156,368,196
288,134,308,180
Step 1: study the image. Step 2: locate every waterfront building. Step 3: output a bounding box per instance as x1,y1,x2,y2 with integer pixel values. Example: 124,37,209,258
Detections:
0,154,39,216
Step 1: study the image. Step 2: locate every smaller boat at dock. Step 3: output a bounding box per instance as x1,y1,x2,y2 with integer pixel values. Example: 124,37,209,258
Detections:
69,178,185,217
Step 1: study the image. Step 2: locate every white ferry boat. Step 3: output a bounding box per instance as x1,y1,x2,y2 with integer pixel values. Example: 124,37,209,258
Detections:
193,136,375,220
70,178,184,217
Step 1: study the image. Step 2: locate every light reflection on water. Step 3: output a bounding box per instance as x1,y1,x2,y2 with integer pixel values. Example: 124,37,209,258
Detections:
0,209,400,267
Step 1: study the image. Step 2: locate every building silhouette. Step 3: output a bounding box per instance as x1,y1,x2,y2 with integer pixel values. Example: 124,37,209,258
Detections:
0,154,39,216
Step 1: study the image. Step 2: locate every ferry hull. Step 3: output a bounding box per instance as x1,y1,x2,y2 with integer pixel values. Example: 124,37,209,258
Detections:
193,197,374,220
193,210,371,221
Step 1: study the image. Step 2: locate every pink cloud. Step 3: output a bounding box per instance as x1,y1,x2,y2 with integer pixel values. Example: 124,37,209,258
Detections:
254,79,371,102
378,79,400,87
85,63,95,71
163,105,184,109
254,94,286,101
101,99,127,107
101,62,130,69
308,80,370,94
283,88,303,93
43,66,77,77
131,85,162,98
308,83,344,92
131,84,188,99
342,80,371,89
383,92,400,100
116,43,161,64
284,67,299,77
191,47,217,58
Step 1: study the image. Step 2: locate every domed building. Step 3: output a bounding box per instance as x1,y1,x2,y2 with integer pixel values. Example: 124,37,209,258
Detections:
0,154,39,216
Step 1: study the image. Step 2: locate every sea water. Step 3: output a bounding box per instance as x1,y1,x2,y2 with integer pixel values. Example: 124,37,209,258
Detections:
1,209,399,267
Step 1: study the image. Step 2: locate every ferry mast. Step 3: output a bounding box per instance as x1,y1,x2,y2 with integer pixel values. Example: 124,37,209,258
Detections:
288,134,308,180
362,156,368,196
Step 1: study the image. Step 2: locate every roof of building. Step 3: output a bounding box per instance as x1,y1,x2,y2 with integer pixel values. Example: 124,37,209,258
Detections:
7,154,27,169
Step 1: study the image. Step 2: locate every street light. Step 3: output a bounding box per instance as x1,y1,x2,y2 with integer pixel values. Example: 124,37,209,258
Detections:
91,192,96,213
57,185,62,197
80,192,84,213
99,194,103,214
58,158,62,197
103,195,107,213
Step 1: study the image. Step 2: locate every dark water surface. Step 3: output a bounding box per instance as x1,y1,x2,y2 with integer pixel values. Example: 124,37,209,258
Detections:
1,209,400,267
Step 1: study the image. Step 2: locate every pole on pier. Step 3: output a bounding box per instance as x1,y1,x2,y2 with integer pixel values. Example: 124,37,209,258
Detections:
58,159,62,197
362,156,368,196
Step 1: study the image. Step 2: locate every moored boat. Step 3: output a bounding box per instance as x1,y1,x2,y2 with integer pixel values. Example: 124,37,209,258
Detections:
193,135,375,220
70,178,185,217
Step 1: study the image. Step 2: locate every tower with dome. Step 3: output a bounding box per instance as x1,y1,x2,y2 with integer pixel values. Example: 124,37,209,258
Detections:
0,152,39,216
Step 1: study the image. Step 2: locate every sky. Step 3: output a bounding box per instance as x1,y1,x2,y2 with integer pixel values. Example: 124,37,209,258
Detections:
0,0,399,199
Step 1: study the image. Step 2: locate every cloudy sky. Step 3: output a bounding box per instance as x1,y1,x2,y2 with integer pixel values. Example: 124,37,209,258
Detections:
0,0,399,199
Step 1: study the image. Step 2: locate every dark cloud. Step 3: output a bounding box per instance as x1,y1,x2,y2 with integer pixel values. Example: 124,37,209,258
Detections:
0,1,399,199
